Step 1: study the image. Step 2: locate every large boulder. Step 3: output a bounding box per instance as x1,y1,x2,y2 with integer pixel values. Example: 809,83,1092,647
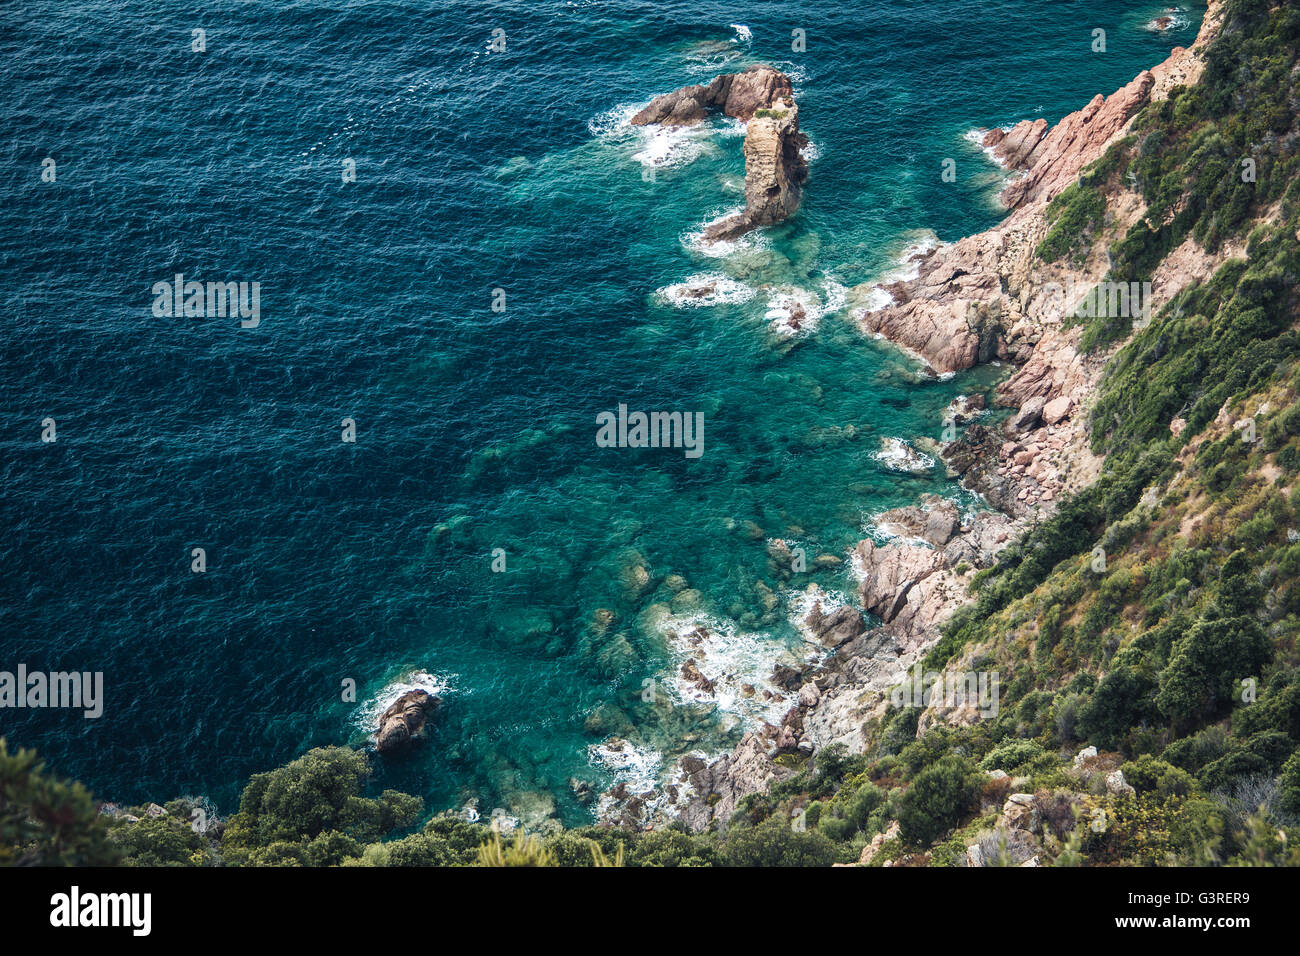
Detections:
376,690,440,753
804,601,866,648
873,496,960,547
1011,396,1047,432
1042,395,1074,425
855,539,944,623
630,64,795,127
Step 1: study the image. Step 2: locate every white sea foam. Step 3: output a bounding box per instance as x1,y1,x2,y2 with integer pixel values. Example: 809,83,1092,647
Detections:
1145,7,1189,32
632,124,717,169
873,436,936,474
764,279,849,336
848,545,870,585
656,273,757,308
718,116,747,138
730,23,753,44
653,609,797,726
589,738,665,822
863,512,931,548
787,583,854,650
861,496,965,546
587,102,640,138
891,232,941,281
352,670,454,733
854,231,944,318
589,737,663,787
964,126,1008,167
682,211,773,258
591,739,718,826
589,103,743,171
858,285,896,314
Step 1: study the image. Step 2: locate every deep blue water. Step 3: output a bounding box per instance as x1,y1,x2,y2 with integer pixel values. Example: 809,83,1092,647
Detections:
0,1,1203,825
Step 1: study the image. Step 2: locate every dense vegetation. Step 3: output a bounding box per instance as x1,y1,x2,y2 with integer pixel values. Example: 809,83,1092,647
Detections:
4,0,1299,868
0,739,119,866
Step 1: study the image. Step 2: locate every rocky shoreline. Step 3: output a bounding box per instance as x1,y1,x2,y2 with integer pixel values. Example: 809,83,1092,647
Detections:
597,3,1228,836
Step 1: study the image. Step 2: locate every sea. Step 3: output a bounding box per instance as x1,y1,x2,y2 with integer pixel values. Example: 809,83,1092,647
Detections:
0,0,1203,826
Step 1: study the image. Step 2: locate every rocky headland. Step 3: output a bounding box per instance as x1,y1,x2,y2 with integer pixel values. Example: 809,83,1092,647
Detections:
632,64,809,241
598,2,1233,837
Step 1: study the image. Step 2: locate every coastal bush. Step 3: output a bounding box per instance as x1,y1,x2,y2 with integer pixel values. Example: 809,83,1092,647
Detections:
816,779,884,841
1156,615,1269,729
624,829,717,867
1119,756,1196,800
1038,182,1106,265
1080,792,1186,865
877,706,922,756
110,814,206,867
898,726,962,777
221,747,424,856
303,830,363,866
1225,810,1300,866
898,756,981,846
979,739,1046,773
1161,725,1232,773
1076,665,1158,751
0,738,119,866
419,812,494,865
1233,668,1300,740
1278,752,1300,816
1199,731,1296,793
381,833,455,866
719,817,836,867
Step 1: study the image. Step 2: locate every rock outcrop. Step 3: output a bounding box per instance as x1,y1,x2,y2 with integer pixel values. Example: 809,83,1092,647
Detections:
375,689,440,753
632,65,808,240
803,600,867,649
872,495,962,547
852,17,1219,379
632,65,795,126
987,69,1155,209
677,732,789,832
856,539,945,625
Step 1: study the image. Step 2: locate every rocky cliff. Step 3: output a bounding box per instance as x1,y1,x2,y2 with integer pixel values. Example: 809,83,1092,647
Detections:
607,2,1234,836
854,5,1221,380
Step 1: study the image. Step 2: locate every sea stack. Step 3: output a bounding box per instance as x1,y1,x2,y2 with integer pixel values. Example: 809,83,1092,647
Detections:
375,689,440,753
631,64,808,241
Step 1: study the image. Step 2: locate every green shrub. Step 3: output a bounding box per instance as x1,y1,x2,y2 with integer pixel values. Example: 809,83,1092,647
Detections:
979,740,1046,773
898,756,981,846
720,817,837,867
0,738,119,866
222,747,424,853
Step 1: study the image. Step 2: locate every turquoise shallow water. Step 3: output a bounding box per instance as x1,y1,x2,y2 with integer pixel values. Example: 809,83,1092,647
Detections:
0,1,1202,823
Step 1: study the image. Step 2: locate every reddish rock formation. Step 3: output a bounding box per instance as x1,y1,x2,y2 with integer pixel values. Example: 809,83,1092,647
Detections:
854,57,1173,376
995,70,1155,209
631,65,796,126
632,65,808,241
